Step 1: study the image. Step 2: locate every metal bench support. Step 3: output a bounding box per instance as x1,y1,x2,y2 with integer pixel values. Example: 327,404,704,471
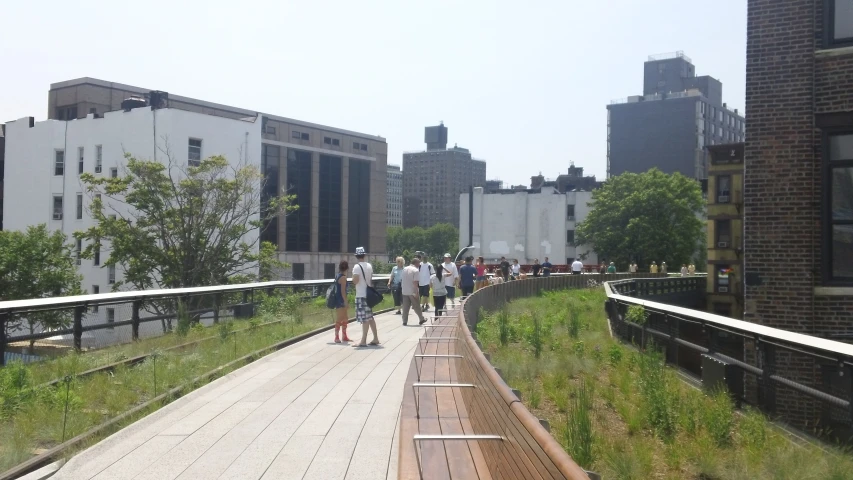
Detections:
413,434,503,480
414,354,463,381
417,336,458,354
412,383,475,417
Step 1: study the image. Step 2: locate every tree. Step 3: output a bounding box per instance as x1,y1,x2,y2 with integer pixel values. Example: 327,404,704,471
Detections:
76,151,294,329
386,223,459,262
0,225,83,350
575,169,705,269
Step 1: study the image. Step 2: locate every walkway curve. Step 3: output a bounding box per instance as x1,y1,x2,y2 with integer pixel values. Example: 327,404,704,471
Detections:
51,311,423,480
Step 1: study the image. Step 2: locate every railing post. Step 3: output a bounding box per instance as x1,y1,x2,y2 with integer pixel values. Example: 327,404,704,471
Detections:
758,340,777,414
0,311,8,366
132,300,141,341
213,293,221,324
73,306,84,351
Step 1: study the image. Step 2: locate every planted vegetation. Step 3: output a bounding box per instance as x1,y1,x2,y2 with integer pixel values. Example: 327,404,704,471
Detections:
0,292,391,473
475,288,853,479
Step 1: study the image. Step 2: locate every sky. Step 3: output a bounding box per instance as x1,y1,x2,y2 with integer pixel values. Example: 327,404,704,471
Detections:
0,0,747,184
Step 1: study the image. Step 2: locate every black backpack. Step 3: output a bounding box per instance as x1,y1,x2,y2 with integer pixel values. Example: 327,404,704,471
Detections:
325,275,339,309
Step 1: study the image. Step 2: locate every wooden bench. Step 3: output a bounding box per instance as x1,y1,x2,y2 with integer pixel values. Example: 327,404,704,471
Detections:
398,304,591,479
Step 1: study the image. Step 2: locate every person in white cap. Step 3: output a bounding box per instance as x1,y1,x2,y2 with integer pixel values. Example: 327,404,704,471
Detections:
442,253,459,307
352,247,379,346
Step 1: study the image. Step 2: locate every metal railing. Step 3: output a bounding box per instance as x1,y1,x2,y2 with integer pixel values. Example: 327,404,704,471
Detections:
605,277,853,440
1,276,390,366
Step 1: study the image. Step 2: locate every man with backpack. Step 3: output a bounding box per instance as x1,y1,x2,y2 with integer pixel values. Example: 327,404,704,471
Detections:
352,247,379,346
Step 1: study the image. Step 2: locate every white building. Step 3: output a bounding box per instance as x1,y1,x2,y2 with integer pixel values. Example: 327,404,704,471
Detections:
387,164,402,227
459,187,599,266
3,107,262,301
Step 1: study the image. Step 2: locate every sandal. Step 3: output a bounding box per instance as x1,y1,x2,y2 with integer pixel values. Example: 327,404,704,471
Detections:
368,341,380,346
354,343,368,348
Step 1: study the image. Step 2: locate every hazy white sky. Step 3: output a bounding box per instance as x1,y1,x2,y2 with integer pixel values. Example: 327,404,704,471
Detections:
1,0,746,183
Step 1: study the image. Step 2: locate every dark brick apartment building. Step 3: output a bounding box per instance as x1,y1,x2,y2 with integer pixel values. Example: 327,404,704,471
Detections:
744,0,853,338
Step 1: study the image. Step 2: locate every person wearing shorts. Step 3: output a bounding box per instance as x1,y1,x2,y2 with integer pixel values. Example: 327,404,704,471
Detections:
352,247,379,347
459,256,477,297
475,256,487,290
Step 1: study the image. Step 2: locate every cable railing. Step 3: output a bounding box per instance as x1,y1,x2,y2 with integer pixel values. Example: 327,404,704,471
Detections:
604,277,853,440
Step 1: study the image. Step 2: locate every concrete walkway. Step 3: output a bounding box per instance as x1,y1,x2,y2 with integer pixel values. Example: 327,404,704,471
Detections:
52,311,425,480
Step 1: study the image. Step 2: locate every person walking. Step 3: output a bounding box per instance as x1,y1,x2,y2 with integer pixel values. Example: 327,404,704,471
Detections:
352,247,379,347
430,264,448,317
650,261,658,274
661,262,668,274
441,253,459,307
571,258,584,275
459,256,477,297
629,262,638,273
688,264,696,275
607,262,617,274
417,254,434,312
475,256,487,290
387,256,404,314
510,259,521,280
680,264,688,277
401,257,426,326
541,257,553,277
499,256,510,282
532,258,542,277
332,261,350,343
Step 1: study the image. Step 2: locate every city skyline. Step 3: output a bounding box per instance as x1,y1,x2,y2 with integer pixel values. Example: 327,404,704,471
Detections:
0,0,747,184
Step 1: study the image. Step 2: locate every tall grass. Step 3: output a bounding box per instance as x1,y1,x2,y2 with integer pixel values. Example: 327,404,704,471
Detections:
474,287,853,479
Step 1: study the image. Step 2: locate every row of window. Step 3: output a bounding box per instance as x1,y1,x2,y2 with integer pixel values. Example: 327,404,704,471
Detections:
53,146,110,176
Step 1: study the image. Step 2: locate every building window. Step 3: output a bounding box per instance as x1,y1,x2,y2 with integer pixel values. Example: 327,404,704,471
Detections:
825,133,853,281
286,149,312,252
292,130,310,140
52,196,63,220
92,285,99,312
567,204,575,220
716,175,731,203
324,136,332,144
265,125,276,134
292,263,305,280
324,263,336,279
829,0,853,45
78,147,84,174
76,193,83,220
347,159,370,252
566,229,575,245
75,239,82,265
110,167,118,178
716,219,731,247
108,265,116,284
188,138,202,167
261,144,280,247
55,150,65,176
94,243,100,266
321,155,343,252
95,145,103,173
106,308,115,330
324,137,340,147
716,266,732,293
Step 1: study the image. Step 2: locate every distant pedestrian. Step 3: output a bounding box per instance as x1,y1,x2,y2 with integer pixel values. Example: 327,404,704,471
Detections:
417,254,434,312
499,256,510,281
475,256,488,290
441,253,459,307
459,256,477,297
352,247,378,347
661,262,668,274
629,262,638,273
680,264,688,277
650,261,658,274
607,262,616,274
388,256,404,314
541,257,553,277
510,259,521,280
688,264,696,275
430,264,448,316
532,258,542,277
571,258,583,275
333,261,350,343
402,258,426,326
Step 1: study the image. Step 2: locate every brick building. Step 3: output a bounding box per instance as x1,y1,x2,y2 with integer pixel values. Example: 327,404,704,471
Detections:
744,0,853,432
706,143,744,319
744,0,853,337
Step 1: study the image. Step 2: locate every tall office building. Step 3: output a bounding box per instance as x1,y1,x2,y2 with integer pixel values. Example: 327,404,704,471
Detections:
5,78,387,281
607,52,745,180
386,164,402,227
402,123,486,229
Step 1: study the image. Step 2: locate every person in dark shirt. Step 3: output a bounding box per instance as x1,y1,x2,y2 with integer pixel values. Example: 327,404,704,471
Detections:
541,257,553,277
459,256,477,297
532,258,542,277
499,256,510,281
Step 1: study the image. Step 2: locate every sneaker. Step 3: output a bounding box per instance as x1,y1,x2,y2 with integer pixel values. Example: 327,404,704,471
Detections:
395,310,401,315
419,318,427,325
334,336,341,343
403,322,408,326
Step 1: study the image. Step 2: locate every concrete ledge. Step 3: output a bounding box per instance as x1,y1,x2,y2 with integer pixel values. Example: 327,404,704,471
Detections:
814,286,853,297
815,45,853,58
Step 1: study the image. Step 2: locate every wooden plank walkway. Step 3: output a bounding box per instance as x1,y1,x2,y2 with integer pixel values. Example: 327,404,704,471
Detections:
51,311,423,480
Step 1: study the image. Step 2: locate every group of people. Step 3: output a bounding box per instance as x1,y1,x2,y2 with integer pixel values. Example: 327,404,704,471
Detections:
386,253,481,326
329,246,380,347
487,256,555,283
628,261,696,276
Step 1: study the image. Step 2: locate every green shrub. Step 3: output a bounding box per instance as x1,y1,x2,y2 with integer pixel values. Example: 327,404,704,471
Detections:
527,382,542,409
737,407,767,450
703,388,735,446
572,341,585,358
608,344,623,366
218,321,232,342
637,346,678,440
175,302,191,338
525,311,544,359
626,305,648,325
498,306,510,347
559,378,594,468
568,306,581,339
